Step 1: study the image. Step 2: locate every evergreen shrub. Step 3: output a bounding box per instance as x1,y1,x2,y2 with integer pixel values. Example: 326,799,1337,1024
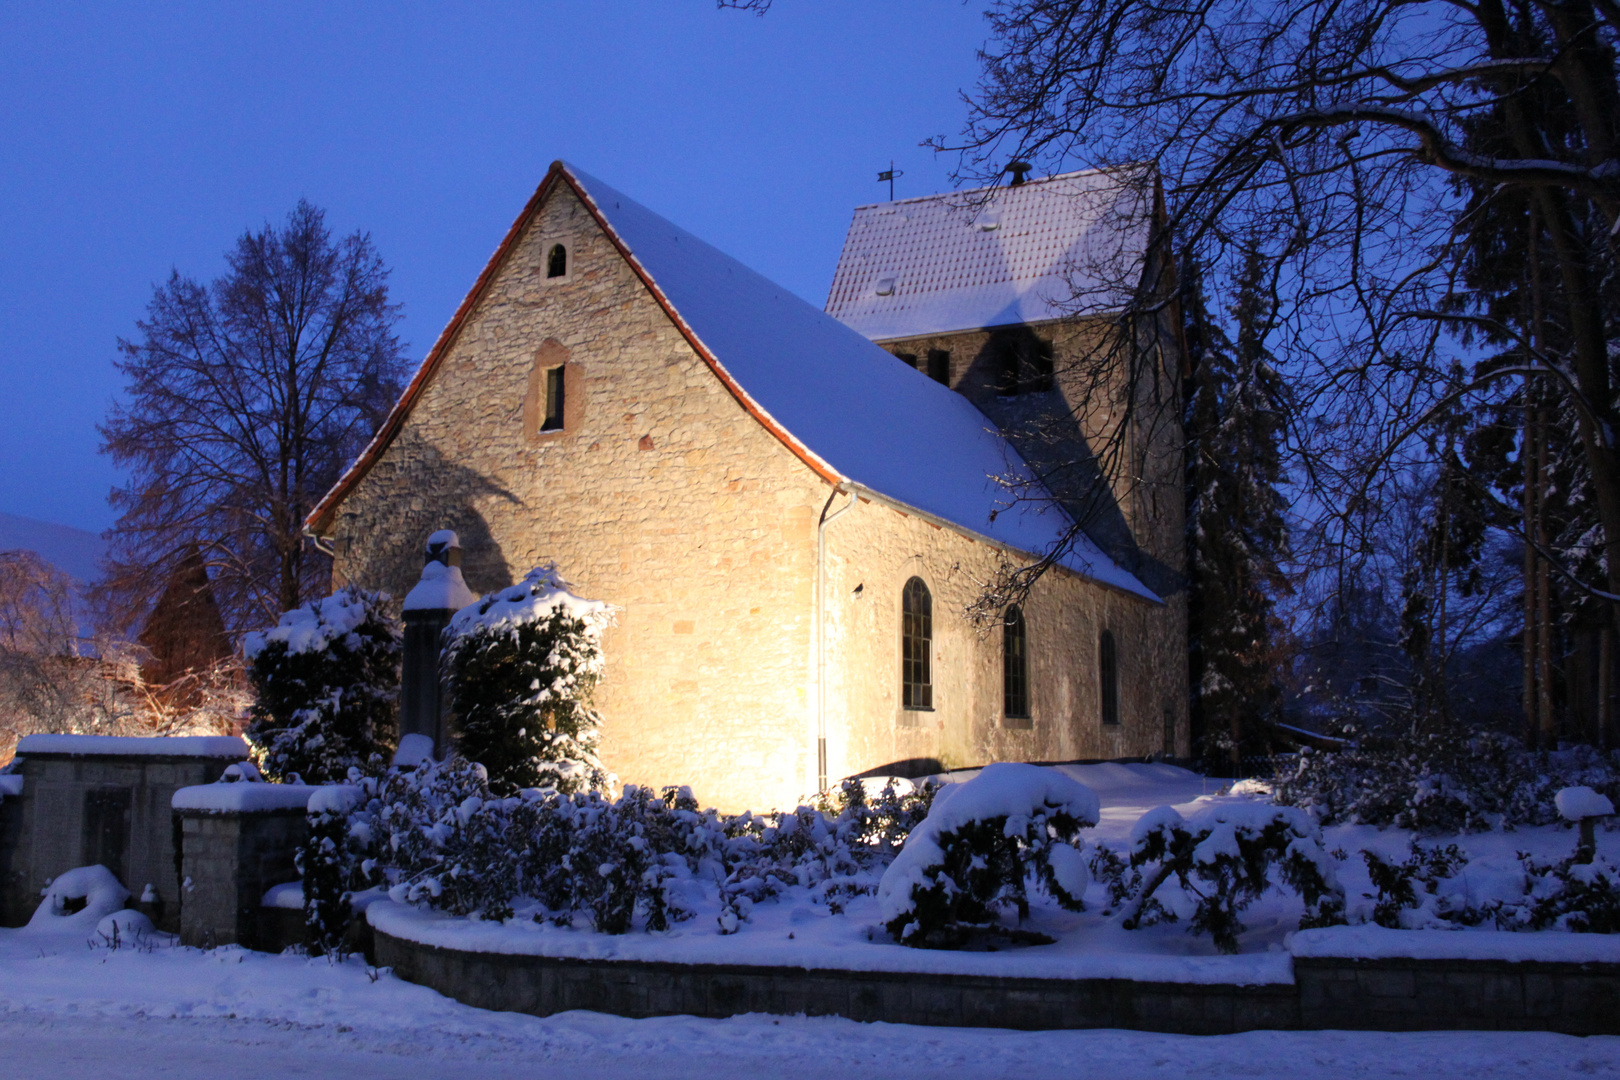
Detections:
1273,728,1620,831
245,587,400,783
877,763,1097,948
1118,803,1344,953
328,758,935,934
442,566,611,795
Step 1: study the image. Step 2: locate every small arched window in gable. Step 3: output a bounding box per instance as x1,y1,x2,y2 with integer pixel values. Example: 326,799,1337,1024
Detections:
1003,605,1029,722
546,243,568,279
1099,629,1120,727
902,577,933,710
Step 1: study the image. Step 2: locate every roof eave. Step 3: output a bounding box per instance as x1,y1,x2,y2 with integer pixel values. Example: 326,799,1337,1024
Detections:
844,482,1161,605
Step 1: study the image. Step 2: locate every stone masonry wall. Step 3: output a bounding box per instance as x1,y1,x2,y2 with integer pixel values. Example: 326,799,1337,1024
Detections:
177,809,308,949
330,184,830,811
822,491,1185,777
328,177,1188,808
375,927,1620,1036
0,752,236,930
874,317,1186,595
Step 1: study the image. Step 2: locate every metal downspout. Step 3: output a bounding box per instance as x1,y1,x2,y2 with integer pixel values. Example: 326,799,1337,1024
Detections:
816,482,856,793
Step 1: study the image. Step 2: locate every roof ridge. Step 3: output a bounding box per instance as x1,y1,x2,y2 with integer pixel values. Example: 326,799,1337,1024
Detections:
850,164,1138,211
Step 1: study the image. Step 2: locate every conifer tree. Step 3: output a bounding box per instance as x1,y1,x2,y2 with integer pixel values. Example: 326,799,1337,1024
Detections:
442,567,612,796
244,587,401,782
1184,253,1291,764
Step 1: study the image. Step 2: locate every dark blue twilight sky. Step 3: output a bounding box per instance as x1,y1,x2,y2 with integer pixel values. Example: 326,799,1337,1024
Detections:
0,2,989,533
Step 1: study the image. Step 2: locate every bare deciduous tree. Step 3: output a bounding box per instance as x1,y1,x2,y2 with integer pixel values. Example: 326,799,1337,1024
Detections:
99,200,407,639
956,1,1613,546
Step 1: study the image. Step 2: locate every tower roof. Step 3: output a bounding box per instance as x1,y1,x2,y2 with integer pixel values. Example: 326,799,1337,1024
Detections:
825,168,1152,341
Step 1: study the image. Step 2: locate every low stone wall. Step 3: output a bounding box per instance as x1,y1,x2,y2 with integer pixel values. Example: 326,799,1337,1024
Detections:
176,808,307,949
372,928,1297,1034
0,741,245,930
1296,956,1620,1034
372,927,1620,1035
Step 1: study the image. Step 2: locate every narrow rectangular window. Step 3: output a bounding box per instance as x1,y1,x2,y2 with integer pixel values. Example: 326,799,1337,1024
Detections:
1003,605,1030,724
902,577,933,710
1100,629,1119,726
927,349,951,386
893,351,918,369
542,366,565,431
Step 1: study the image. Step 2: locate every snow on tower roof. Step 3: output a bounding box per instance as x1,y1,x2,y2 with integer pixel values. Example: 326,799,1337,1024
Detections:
308,163,1156,602
825,168,1153,341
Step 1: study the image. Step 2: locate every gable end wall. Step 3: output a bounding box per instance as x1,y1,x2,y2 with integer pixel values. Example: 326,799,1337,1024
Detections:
328,185,829,810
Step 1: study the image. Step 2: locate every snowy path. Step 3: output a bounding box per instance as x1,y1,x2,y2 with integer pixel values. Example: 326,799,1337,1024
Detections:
3,1000,1620,1079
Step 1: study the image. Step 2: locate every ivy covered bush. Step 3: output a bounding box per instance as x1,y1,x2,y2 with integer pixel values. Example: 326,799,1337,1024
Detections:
442,566,612,795
245,587,401,783
296,779,367,954
876,763,1098,948
1273,728,1620,832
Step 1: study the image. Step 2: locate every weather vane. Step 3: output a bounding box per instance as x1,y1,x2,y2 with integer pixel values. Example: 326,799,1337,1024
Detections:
877,161,904,201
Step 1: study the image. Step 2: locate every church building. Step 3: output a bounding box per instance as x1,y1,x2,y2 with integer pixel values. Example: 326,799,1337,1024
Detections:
305,161,1186,811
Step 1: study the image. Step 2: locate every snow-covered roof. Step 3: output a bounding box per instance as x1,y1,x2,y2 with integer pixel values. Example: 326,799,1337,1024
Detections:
824,168,1153,341
568,166,1155,600
309,163,1156,602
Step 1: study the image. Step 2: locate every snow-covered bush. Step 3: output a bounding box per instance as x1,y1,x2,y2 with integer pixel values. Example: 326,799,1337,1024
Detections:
1521,854,1620,932
325,753,936,935
245,587,401,783
28,865,130,931
442,566,612,795
877,764,1097,948
1362,842,1479,928
1121,803,1344,953
1273,729,1620,832
297,780,366,954
719,778,936,932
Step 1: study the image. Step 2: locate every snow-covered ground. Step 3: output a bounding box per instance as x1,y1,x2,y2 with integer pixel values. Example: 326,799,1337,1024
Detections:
6,762,1620,1077
0,929,1617,1079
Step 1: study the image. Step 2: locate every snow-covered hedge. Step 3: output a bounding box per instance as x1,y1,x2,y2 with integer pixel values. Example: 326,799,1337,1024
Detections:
324,759,936,935
442,567,612,795
1273,729,1620,832
245,587,401,783
877,763,1098,947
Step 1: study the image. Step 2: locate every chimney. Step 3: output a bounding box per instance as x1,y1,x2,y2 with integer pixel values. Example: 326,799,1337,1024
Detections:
1006,160,1033,186
397,530,478,760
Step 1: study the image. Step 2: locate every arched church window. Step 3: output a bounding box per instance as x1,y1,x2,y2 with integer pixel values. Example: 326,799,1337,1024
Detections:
546,243,568,278
1099,629,1119,726
1003,604,1029,721
902,577,933,710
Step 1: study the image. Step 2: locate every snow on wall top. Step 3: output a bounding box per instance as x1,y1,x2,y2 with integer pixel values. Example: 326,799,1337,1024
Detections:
566,165,1156,600
824,168,1152,341
171,782,322,813
15,734,249,758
